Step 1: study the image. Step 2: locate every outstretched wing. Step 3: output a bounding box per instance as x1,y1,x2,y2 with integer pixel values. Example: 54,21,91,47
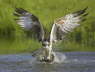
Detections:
14,8,44,41
50,8,88,43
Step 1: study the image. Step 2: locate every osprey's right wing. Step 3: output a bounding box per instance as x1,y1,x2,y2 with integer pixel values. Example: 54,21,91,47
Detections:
14,8,44,41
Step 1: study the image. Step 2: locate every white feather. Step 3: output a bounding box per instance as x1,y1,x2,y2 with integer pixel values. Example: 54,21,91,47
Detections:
17,16,33,30
50,13,82,43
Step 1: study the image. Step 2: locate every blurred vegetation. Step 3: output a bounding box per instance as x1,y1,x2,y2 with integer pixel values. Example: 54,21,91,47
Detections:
0,0,95,54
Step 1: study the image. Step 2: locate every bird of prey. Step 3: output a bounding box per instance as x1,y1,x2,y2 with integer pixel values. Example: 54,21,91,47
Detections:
14,7,88,63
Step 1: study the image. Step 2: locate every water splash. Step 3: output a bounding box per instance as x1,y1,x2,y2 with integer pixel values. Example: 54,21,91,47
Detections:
30,52,66,64
0,52,95,72
52,52,66,63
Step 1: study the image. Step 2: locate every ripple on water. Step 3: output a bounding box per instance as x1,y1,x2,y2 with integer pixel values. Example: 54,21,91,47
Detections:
0,52,95,72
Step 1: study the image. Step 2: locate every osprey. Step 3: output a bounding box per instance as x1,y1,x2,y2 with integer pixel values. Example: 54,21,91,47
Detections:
14,8,88,63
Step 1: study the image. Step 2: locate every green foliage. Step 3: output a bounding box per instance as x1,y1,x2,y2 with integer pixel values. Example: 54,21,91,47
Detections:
0,0,95,54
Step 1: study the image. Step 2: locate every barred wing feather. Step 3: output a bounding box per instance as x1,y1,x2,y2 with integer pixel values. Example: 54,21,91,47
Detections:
50,8,88,43
14,8,44,41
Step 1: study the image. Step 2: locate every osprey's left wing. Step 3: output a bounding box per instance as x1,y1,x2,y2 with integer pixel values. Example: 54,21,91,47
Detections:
50,8,88,43
14,8,44,41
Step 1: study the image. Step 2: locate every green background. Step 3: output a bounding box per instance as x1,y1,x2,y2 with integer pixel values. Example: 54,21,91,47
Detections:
0,0,95,54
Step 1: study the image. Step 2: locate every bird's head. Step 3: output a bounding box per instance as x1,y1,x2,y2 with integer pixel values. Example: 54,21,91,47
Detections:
42,41,50,49
42,38,50,48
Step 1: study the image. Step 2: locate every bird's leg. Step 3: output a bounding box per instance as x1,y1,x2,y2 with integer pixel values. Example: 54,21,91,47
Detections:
46,47,52,60
46,45,55,62
41,41,55,63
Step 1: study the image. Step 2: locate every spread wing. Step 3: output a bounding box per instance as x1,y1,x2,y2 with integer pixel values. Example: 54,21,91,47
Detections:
50,7,88,43
14,8,44,41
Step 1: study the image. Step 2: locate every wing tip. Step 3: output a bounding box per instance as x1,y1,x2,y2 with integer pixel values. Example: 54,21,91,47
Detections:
15,8,27,15
73,7,88,16
82,7,88,11
82,13,89,17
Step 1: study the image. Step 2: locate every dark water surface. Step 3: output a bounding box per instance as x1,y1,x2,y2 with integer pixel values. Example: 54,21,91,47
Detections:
0,52,95,72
